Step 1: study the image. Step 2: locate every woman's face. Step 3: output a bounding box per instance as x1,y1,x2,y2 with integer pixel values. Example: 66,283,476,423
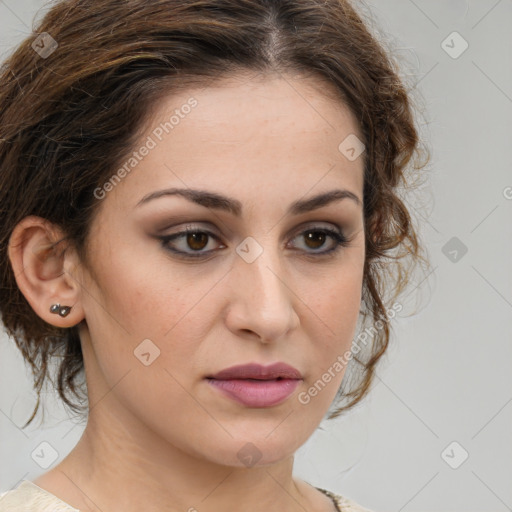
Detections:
76,71,365,467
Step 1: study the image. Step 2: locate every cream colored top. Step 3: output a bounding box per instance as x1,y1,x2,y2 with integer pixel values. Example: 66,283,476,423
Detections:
0,480,374,511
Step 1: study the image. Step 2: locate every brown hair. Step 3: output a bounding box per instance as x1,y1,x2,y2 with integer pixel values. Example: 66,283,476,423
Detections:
0,0,430,427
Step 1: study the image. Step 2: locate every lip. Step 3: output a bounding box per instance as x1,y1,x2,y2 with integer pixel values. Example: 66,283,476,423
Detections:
207,362,302,380
206,362,303,407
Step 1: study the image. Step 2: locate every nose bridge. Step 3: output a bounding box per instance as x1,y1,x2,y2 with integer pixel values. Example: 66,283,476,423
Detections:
238,237,287,308
229,235,298,339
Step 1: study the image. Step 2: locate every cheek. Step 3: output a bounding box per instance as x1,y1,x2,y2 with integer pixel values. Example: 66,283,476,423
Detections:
302,263,364,380
86,242,188,336
98,256,220,380
79,253,209,417
310,261,363,334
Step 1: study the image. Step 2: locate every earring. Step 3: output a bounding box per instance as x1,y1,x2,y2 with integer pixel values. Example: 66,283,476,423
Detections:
49,303,72,317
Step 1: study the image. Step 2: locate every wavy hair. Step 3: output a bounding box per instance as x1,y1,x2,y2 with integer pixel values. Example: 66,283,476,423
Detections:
0,0,430,427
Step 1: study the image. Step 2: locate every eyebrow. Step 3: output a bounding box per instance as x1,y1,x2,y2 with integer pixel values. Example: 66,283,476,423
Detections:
135,187,362,215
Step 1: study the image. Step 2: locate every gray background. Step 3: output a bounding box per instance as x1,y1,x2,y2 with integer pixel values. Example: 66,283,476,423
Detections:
1,1,511,510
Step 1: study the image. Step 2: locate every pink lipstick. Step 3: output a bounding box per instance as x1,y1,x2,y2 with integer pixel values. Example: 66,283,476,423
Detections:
206,362,302,407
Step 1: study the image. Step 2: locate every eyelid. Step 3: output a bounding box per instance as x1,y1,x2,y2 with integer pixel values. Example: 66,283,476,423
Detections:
288,221,342,237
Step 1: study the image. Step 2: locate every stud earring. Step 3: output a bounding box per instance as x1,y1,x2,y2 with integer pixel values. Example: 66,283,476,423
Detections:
49,303,72,317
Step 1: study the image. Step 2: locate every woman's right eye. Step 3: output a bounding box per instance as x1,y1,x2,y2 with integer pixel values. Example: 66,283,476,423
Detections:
158,228,224,258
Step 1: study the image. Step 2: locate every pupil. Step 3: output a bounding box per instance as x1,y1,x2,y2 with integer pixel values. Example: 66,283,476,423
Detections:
305,231,325,249
188,232,208,250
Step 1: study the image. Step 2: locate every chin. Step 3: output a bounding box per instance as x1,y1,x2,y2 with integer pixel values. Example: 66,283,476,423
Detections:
201,432,302,469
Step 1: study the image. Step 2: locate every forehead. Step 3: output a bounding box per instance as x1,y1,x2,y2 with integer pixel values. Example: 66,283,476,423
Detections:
150,71,360,139
106,71,365,213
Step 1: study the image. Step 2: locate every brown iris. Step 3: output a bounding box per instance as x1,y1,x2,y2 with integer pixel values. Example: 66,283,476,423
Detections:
304,230,326,249
187,232,209,251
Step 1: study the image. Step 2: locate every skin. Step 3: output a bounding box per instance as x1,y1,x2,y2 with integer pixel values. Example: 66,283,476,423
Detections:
9,70,365,512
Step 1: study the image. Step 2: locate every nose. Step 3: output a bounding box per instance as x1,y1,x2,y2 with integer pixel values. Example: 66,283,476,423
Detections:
224,242,300,343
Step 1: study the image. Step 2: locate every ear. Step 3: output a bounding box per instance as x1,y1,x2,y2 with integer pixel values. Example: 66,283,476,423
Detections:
7,215,85,328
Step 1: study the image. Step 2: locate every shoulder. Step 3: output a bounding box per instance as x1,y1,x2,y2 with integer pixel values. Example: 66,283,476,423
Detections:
0,480,80,512
315,486,375,512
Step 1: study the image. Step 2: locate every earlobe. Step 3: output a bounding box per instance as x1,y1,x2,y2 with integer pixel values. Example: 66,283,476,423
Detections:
7,215,84,327
49,303,73,317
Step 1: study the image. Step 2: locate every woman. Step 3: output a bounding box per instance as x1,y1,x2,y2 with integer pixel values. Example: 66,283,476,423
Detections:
0,0,428,510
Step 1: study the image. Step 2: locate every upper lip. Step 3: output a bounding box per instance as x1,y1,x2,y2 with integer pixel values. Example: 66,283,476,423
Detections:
207,362,302,380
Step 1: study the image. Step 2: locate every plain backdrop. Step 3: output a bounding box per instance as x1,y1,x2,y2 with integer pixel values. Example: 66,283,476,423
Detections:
1,1,511,510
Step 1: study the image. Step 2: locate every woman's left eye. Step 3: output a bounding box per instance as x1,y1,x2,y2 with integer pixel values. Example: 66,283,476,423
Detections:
289,227,349,255
158,225,349,259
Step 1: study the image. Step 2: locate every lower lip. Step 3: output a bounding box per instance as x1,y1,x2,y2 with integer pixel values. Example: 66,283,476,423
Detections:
206,378,301,407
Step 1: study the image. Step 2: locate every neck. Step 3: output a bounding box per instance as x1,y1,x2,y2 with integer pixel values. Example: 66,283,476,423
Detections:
50,401,321,512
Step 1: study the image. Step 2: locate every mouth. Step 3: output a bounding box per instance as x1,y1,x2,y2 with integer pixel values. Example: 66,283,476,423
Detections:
205,362,303,407
206,362,303,381
205,377,302,408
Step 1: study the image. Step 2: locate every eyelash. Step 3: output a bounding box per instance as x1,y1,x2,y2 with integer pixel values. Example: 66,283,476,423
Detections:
158,225,351,260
